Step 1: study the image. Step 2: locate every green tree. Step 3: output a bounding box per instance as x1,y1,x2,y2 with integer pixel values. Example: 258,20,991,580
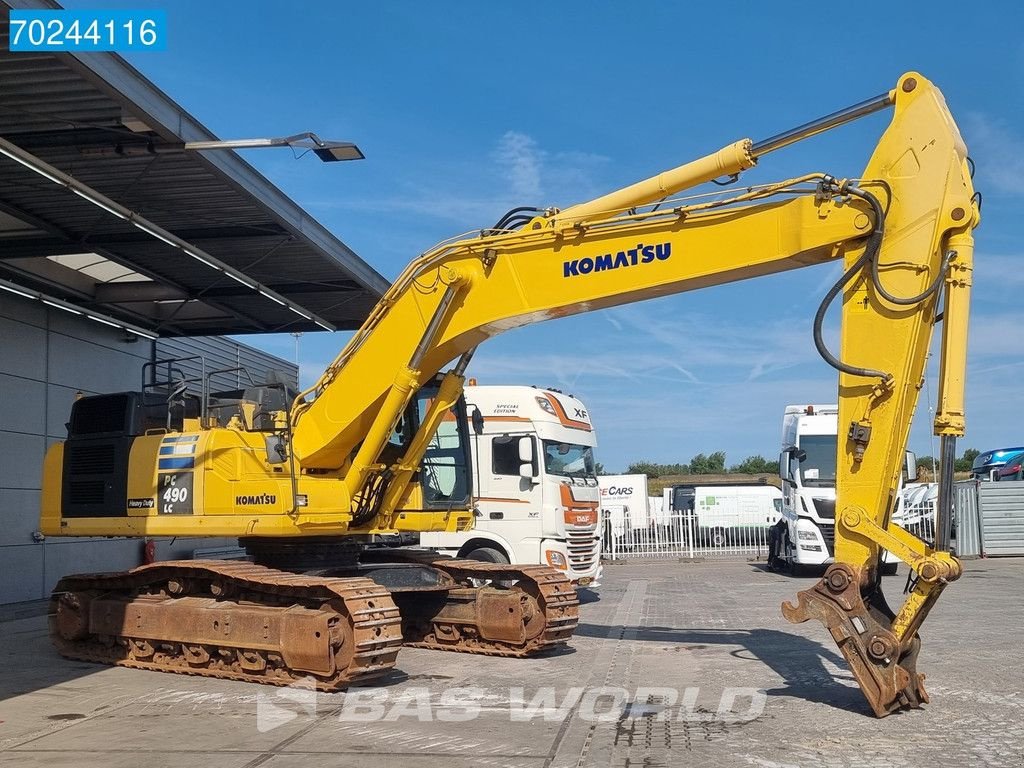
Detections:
626,461,662,479
730,455,779,474
707,451,726,473
689,453,709,474
954,447,978,473
661,463,690,476
689,452,726,474
594,462,607,476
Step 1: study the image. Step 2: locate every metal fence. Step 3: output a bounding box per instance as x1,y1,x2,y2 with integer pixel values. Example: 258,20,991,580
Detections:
601,482,984,561
897,499,937,548
601,512,773,560
977,481,1024,555
954,480,983,557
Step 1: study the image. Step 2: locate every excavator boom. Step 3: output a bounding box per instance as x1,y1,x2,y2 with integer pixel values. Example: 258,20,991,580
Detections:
288,72,975,715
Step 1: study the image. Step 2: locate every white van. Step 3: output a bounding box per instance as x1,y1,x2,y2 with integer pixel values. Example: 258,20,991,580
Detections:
668,483,782,546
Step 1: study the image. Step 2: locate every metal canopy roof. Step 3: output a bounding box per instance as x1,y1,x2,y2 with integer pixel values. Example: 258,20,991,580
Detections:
0,0,389,336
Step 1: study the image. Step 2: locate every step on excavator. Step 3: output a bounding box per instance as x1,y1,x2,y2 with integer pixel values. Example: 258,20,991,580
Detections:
41,72,977,717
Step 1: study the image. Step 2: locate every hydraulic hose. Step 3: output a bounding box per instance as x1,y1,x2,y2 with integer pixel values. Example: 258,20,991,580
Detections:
812,246,891,382
812,175,890,381
491,206,542,231
845,183,951,306
812,179,948,383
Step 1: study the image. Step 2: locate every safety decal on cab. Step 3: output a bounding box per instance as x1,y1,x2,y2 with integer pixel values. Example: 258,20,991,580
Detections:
157,435,196,514
157,434,198,470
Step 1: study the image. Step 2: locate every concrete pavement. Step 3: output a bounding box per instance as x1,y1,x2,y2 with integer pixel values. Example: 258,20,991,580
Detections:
2,558,1022,767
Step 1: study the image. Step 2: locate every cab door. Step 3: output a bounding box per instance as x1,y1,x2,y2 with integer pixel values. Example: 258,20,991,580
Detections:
476,432,541,526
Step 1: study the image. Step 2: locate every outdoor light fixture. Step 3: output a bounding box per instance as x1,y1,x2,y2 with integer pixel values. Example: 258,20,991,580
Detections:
184,133,365,163
0,278,159,340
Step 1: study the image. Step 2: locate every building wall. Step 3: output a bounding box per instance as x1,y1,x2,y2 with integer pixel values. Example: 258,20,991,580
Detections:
0,293,297,605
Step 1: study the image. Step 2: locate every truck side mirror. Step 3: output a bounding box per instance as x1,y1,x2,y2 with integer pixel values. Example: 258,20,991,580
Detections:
518,435,537,480
470,407,484,435
904,450,918,483
518,436,534,463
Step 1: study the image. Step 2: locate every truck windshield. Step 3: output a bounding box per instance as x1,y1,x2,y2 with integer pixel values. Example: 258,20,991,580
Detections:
798,435,837,487
542,441,595,478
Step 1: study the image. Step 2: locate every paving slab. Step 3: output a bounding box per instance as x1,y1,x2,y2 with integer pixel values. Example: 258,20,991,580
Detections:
1,559,1022,767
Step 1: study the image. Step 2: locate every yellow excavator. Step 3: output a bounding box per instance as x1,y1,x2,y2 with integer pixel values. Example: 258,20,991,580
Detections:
41,72,977,718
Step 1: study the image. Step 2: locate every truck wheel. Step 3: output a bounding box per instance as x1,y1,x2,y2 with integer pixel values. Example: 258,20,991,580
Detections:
782,531,813,576
461,547,514,588
767,523,784,571
711,528,728,547
462,546,510,564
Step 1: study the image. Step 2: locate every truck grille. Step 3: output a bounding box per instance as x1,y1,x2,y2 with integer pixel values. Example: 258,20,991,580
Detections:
811,498,836,520
566,527,600,571
819,522,836,557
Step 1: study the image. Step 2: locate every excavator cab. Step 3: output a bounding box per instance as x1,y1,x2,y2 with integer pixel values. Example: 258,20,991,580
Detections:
413,382,473,508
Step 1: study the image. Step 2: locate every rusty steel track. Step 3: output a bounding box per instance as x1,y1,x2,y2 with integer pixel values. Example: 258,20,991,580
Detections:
49,554,580,690
382,551,580,656
50,560,403,691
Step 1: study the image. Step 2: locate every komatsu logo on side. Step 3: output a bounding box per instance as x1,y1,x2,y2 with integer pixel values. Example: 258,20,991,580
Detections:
563,242,671,278
236,493,276,506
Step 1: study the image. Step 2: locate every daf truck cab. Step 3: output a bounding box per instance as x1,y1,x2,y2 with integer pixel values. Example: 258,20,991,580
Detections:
773,404,914,575
419,385,602,587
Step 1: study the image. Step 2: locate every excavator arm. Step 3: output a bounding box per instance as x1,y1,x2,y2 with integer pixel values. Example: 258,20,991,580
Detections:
288,72,977,716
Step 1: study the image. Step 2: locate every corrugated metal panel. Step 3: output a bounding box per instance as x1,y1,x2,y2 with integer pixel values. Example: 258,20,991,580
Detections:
978,483,1024,556
953,480,982,558
155,337,297,397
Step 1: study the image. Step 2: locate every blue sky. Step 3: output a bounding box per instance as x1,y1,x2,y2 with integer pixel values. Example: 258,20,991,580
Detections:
77,0,1023,471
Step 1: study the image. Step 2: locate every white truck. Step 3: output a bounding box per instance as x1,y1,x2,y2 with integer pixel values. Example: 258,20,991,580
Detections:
773,404,914,574
419,385,602,587
598,473,650,542
667,483,783,547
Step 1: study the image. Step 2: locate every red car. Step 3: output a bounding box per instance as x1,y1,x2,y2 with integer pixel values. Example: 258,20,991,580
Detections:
995,451,1024,481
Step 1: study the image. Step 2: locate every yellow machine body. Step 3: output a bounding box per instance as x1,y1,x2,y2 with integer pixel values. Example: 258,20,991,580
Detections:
40,72,978,715
40,427,470,538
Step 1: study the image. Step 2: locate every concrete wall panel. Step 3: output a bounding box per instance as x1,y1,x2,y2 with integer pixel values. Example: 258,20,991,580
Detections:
0,431,45,491
0,374,46,435
0,544,44,603
0,315,46,380
0,489,42,546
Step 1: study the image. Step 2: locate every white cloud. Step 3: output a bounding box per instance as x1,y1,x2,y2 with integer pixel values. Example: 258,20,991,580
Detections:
963,113,1024,196
493,131,542,200
314,132,609,229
